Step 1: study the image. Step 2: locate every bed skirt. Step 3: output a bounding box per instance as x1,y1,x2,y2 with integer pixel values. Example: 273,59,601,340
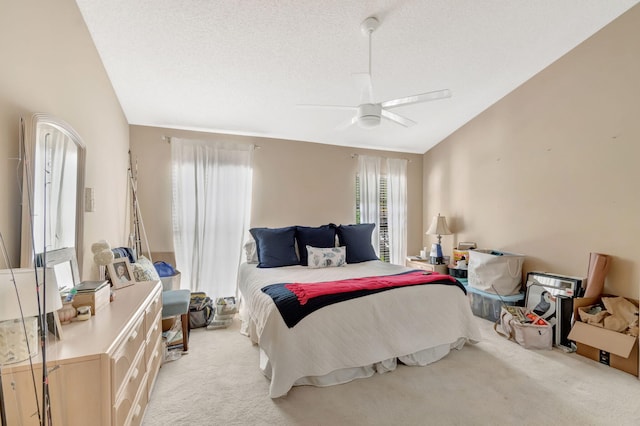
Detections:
245,316,471,397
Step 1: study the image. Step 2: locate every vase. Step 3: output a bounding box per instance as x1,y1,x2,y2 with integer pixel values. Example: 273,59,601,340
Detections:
58,301,77,324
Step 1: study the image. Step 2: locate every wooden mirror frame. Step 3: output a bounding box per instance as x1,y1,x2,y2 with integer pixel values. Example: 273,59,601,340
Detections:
20,113,86,275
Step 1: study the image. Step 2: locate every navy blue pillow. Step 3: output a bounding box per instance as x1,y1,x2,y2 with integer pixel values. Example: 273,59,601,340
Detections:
249,226,299,268
336,223,378,264
295,224,337,266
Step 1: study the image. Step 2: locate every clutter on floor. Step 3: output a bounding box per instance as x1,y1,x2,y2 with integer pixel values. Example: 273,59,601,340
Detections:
162,317,186,362
187,292,238,330
207,297,238,330
493,305,552,350
189,292,215,328
568,295,639,376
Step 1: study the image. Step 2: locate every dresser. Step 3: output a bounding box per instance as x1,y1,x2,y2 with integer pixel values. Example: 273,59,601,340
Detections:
405,257,449,274
1,280,163,426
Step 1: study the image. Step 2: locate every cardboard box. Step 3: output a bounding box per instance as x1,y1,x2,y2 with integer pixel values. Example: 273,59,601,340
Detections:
72,282,111,315
568,296,639,377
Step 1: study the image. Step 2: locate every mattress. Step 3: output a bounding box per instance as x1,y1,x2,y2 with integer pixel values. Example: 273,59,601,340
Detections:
238,260,482,397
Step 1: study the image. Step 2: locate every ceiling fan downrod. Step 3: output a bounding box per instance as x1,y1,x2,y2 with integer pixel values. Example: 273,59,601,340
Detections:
361,16,378,77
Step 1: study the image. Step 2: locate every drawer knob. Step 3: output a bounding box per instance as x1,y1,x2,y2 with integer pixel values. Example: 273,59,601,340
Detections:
133,404,142,418
129,368,139,382
128,330,138,342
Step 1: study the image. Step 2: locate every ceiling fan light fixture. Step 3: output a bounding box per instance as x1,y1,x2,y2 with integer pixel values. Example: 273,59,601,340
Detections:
357,103,381,128
358,115,380,128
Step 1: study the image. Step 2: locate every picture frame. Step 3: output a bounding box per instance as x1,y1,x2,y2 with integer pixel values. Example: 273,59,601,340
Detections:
36,247,81,293
37,247,82,339
107,258,135,289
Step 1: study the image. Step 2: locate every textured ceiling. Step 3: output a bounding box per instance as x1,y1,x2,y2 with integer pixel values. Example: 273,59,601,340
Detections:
75,0,638,153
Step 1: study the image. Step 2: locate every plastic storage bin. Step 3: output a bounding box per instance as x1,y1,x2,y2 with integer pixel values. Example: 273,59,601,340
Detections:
465,284,524,322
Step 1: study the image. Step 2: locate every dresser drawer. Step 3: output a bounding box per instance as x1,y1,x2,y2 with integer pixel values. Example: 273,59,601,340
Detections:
115,372,149,426
128,374,149,426
144,290,162,336
145,310,162,366
112,314,145,399
146,336,163,399
113,345,146,423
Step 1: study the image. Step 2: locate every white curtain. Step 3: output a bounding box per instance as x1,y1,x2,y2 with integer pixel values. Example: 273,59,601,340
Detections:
33,128,78,252
358,155,381,256
387,158,408,265
171,138,253,298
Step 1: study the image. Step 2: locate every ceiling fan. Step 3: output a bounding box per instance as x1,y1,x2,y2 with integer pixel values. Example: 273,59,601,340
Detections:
298,16,451,129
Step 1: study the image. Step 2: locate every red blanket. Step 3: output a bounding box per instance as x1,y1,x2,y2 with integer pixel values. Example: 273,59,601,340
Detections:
285,271,455,305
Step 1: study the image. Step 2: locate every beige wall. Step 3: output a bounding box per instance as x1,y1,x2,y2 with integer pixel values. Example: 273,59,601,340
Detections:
423,6,640,298
0,0,130,278
130,125,424,257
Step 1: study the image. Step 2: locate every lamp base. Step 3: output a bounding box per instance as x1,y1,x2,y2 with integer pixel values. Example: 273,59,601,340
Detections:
429,243,445,265
0,317,39,364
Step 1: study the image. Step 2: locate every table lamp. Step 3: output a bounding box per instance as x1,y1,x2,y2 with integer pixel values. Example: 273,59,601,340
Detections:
0,268,62,364
426,213,451,265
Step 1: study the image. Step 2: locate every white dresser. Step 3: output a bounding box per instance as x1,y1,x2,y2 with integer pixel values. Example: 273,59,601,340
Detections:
1,280,163,425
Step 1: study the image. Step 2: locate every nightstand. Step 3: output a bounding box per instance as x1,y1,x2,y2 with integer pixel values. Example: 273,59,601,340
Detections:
405,257,449,274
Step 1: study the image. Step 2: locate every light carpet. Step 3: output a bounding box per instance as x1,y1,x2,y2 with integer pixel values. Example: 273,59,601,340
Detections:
143,317,640,426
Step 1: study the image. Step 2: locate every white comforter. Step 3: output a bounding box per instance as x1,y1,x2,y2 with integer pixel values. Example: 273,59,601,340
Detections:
238,260,482,398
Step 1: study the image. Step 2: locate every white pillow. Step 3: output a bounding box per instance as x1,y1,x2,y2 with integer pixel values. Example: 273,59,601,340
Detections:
244,238,258,264
306,246,346,269
132,255,161,281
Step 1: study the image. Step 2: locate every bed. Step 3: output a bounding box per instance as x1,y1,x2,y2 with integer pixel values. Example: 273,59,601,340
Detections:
238,225,482,398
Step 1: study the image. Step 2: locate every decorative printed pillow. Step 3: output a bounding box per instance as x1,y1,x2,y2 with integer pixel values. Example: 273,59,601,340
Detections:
132,255,161,281
306,245,346,269
295,224,337,266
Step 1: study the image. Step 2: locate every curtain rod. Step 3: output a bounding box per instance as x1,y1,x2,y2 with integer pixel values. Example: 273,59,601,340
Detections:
161,135,261,149
351,153,412,162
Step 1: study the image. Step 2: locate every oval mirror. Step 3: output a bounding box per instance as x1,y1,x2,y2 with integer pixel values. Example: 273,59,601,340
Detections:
20,113,86,275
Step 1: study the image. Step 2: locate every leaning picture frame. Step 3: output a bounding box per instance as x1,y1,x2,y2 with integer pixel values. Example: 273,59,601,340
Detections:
107,258,135,289
38,247,82,340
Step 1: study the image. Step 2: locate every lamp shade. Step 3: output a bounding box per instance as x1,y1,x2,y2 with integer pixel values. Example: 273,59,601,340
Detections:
0,268,62,321
0,268,62,364
426,214,451,236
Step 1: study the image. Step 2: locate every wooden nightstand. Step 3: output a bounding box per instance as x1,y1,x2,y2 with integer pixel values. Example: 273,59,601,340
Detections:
405,257,449,274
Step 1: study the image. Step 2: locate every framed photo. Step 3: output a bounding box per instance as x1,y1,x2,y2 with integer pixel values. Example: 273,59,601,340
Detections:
37,247,81,339
37,247,81,293
107,258,135,289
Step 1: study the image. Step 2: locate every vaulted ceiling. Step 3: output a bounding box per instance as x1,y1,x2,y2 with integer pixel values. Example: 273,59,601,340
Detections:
76,0,638,153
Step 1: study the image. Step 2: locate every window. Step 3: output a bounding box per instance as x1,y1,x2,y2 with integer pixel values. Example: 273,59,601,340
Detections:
356,175,389,262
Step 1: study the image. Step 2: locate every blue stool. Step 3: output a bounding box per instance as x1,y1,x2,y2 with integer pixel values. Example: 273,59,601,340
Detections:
162,289,190,351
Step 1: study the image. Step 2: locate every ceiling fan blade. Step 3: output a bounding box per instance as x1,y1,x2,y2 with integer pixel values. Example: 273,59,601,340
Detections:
352,72,373,104
381,89,452,109
335,115,359,130
297,104,357,110
381,109,416,127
